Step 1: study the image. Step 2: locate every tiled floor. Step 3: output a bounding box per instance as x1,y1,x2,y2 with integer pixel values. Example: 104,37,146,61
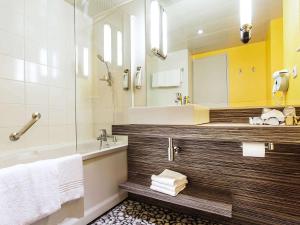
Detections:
90,199,223,225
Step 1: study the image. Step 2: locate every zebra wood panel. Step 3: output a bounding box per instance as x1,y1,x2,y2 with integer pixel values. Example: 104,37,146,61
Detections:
112,125,300,225
113,124,300,144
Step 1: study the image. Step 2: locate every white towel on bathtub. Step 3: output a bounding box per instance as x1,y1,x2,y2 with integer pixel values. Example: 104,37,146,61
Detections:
0,160,61,225
56,154,84,204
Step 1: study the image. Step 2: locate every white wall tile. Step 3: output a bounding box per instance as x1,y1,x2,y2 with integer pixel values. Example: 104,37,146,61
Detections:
0,30,24,59
25,39,47,65
25,83,49,105
0,79,24,104
0,54,24,81
0,0,24,15
0,0,85,153
0,104,25,127
25,0,47,43
49,125,68,145
49,87,66,107
66,105,76,125
49,106,67,126
0,5,24,36
25,61,48,85
48,67,66,88
65,124,76,143
24,124,49,148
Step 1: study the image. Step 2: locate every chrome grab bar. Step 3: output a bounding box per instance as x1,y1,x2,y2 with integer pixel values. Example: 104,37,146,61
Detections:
9,112,41,141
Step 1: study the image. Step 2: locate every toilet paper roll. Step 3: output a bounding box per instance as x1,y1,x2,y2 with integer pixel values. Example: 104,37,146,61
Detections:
273,76,289,93
242,142,265,157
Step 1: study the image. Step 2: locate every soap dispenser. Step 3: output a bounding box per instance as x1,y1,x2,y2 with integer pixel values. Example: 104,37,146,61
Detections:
123,69,130,90
135,66,142,89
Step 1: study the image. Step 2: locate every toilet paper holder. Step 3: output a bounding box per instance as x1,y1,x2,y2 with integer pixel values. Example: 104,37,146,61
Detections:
241,142,274,158
241,143,274,150
272,70,289,94
265,143,274,151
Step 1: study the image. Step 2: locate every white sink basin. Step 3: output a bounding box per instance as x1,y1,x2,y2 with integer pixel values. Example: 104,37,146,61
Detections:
128,104,210,125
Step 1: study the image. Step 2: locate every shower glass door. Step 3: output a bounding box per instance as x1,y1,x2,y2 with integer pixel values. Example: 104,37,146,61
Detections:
0,0,76,167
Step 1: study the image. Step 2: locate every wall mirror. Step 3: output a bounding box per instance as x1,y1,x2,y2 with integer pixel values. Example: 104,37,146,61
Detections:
143,0,300,108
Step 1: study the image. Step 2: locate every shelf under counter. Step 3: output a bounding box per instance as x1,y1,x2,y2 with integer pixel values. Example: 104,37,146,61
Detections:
119,181,232,218
113,123,300,144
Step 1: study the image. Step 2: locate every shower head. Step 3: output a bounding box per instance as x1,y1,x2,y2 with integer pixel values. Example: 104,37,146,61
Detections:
97,54,105,63
96,54,112,86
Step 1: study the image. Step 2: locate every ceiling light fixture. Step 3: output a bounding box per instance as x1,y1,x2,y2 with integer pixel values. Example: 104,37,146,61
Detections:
240,0,252,44
197,29,203,35
150,0,167,60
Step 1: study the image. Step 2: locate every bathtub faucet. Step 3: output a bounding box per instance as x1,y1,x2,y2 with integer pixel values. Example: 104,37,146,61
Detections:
97,129,117,149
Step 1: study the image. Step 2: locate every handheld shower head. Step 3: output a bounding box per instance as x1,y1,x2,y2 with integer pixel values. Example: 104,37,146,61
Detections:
97,54,105,63
96,54,112,86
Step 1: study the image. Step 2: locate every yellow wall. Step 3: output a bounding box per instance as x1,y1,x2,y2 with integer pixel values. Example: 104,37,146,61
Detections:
193,42,267,107
283,0,300,105
266,18,284,106
192,5,300,108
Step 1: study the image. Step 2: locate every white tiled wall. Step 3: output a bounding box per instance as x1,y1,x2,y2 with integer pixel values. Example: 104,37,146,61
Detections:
75,6,95,143
0,0,76,152
90,0,146,137
0,0,146,153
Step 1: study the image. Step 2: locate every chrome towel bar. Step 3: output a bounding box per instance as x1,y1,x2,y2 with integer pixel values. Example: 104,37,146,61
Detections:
9,112,41,141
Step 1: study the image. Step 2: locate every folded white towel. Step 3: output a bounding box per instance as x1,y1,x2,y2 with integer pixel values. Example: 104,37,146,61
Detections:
0,160,61,225
261,109,285,122
151,181,186,192
150,184,186,196
56,154,84,205
151,169,188,186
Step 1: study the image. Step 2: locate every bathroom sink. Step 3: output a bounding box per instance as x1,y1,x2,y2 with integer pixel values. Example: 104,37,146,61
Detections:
128,104,209,125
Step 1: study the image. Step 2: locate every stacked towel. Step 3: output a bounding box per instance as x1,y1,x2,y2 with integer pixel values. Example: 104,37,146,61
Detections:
150,169,188,196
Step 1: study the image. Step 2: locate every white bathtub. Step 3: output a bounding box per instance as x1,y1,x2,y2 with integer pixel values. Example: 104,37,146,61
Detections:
1,137,128,225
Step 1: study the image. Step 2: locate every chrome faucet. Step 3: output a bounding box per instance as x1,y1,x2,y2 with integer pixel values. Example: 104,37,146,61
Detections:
168,137,180,161
175,92,183,105
183,96,191,105
97,129,117,149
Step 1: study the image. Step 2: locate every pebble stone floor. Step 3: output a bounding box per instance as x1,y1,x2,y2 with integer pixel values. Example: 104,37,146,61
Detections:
90,200,223,225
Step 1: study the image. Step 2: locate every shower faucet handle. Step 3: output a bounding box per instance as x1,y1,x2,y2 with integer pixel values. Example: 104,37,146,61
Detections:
97,129,108,141
97,129,117,148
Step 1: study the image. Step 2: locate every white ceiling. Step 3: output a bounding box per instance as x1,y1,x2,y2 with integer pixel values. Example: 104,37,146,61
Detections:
71,0,131,18
70,0,282,53
164,0,283,54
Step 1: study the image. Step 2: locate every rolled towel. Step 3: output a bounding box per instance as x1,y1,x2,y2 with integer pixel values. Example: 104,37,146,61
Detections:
151,169,188,186
151,181,186,192
150,184,186,196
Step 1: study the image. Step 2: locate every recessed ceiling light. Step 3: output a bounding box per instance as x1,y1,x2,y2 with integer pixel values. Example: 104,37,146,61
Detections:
197,29,204,35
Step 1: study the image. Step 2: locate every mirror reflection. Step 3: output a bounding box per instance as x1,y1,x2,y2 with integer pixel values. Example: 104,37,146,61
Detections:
145,0,299,108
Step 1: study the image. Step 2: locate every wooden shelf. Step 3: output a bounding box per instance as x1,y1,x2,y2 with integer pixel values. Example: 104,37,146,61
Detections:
119,181,232,218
